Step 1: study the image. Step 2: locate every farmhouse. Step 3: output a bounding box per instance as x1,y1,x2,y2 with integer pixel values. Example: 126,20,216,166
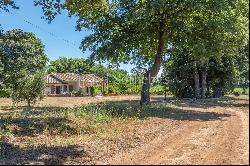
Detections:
45,73,106,96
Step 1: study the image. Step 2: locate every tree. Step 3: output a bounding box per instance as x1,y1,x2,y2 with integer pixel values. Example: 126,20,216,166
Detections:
0,29,48,104
48,57,94,74
169,0,248,98
0,29,48,85
11,70,46,106
0,0,18,12
35,0,248,104
164,49,249,98
163,52,195,98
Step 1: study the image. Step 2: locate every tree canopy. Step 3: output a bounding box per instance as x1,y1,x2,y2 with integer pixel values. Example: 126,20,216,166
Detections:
34,0,248,103
0,29,48,105
0,0,248,102
48,57,94,74
0,0,18,12
0,29,48,85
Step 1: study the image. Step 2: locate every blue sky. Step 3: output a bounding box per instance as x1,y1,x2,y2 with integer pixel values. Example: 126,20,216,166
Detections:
0,0,135,73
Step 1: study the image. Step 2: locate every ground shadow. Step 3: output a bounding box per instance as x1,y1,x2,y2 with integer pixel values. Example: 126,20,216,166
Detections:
0,141,91,165
99,101,232,121
0,113,78,137
0,97,234,139
174,96,249,109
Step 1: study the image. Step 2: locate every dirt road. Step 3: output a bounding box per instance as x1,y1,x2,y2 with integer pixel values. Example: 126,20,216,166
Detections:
108,96,249,165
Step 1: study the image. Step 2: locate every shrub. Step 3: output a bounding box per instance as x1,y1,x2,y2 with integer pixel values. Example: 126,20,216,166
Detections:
150,85,172,95
75,88,85,97
244,88,249,95
0,88,11,98
107,84,119,95
102,89,108,96
232,88,244,96
90,85,102,97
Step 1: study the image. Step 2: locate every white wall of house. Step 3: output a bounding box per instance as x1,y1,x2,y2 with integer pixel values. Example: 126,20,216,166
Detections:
45,80,105,96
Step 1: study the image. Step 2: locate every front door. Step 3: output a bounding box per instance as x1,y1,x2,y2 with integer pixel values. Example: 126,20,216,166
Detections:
56,86,61,94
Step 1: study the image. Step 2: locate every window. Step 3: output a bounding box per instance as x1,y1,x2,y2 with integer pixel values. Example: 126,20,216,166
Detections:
63,85,68,92
51,85,55,94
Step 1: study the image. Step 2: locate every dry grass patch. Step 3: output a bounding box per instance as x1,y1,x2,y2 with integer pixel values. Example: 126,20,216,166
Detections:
0,95,244,164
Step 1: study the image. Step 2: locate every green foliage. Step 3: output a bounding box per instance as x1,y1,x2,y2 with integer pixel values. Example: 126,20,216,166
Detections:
74,88,85,97
0,29,48,87
48,57,94,74
11,71,46,106
150,85,163,95
0,88,11,98
231,88,249,96
36,0,248,102
125,84,141,95
164,47,249,98
0,29,48,104
164,54,195,98
0,0,18,12
232,88,242,96
244,88,249,95
90,85,102,97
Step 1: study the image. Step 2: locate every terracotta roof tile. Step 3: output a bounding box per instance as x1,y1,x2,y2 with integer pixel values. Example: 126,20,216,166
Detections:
46,73,104,84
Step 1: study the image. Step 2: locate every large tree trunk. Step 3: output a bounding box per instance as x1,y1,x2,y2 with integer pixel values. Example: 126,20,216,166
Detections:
140,22,165,105
193,61,200,99
27,99,31,107
201,67,207,99
141,71,151,104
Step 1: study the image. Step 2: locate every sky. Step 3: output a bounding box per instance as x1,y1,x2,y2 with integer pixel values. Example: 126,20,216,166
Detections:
0,0,135,73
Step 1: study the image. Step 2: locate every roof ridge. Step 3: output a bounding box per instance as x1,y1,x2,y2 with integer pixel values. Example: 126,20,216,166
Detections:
48,74,66,84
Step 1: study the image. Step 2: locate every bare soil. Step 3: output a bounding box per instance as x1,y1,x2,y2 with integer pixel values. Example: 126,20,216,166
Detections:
0,95,248,165
108,95,249,165
0,95,142,108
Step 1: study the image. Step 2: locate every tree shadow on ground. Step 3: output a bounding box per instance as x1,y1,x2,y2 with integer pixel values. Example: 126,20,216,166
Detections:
0,106,70,117
0,96,234,140
0,113,78,137
99,101,232,122
174,96,249,109
0,141,91,165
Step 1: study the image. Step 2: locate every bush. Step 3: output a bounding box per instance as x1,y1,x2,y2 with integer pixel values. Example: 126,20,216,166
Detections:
107,84,119,95
125,85,141,95
244,88,249,95
232,88,244,96
0,88,11,98
75,88,85,97
150,85,172,95
90,85,102,97
102,89,108,96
